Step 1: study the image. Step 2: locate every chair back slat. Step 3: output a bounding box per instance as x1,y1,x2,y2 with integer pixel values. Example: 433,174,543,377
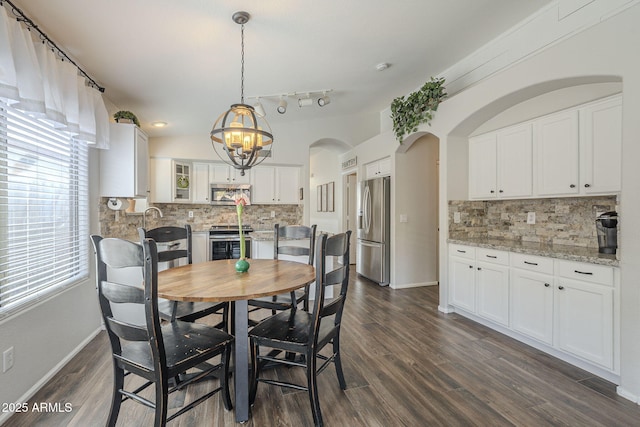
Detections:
99,238,145,268
274,224,317,265
139,225,192,266
310,230,352,342
106,317,149,342
101,280,145,304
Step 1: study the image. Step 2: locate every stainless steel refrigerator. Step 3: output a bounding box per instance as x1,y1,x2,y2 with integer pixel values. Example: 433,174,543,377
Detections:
357,176,390,286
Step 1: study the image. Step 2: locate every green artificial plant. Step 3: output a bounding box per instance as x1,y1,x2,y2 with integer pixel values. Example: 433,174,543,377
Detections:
390,77,447,143
113,110,140,127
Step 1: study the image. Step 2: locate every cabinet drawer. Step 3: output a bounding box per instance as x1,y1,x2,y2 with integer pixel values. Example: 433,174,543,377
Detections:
556,260,614,286
510,253,554,275
477,248,509,266
449,244,475,260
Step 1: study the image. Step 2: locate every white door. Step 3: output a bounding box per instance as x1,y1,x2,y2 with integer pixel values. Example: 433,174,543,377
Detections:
510,269,554,345
555,278,614,369
469,134,497,199
536,110,579,196
449,257,476,312
497,123,532,198
580,96,622,194
476,262,510,326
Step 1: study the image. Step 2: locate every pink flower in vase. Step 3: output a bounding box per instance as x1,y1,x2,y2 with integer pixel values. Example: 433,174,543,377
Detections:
233,192,251,261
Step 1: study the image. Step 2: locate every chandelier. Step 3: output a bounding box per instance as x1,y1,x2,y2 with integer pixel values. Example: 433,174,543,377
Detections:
210,11,273,176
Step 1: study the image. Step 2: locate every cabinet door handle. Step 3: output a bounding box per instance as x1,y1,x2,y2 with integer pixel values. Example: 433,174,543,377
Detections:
569,184,576,188
584,184,591,188
457,249,466,253
486,255,497,259
499,189,504,193
490,190,495,193
574,270,593,275
468,265,473,269
477,267,482,271
544,283,550,287
558,285,565,290
524,261,538,266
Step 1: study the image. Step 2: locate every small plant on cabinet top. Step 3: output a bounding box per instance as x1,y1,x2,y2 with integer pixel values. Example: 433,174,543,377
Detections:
390,77,447,143
113,110,140,127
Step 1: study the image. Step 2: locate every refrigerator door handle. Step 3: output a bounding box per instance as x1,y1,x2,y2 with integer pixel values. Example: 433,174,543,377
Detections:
364,185,372,234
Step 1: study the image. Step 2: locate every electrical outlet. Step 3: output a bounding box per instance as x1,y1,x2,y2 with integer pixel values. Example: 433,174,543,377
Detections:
188,211,194,218
3,347,14,373
399,214,408,223
271,211,276,218
454,212,461,224
527,211,536,225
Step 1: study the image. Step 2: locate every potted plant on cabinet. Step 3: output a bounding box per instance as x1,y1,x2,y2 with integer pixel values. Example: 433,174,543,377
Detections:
113,110,140,127
390,76,447,143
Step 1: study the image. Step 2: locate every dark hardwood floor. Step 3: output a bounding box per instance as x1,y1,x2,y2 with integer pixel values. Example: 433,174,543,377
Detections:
6,271,640,426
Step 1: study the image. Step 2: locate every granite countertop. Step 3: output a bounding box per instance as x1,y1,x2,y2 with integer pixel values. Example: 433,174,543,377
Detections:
448,237,619,267
251,230,334,241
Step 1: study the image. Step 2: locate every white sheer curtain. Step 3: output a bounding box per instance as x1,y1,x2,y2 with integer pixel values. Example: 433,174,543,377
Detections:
0,4,109,149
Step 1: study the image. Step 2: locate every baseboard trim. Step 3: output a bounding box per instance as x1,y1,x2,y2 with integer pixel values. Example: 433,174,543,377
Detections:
616,386,639,404
0,327,102,426
390,280,438,290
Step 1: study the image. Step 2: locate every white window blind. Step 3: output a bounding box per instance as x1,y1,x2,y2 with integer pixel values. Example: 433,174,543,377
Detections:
0,100,89,317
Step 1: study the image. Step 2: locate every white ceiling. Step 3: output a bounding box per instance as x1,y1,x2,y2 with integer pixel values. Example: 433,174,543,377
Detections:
14,0,552,138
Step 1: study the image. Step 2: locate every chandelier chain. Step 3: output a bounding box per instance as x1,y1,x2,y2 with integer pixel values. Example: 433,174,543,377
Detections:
240,23,245,104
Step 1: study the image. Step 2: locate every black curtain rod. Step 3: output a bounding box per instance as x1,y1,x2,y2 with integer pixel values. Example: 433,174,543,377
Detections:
1,0,105,93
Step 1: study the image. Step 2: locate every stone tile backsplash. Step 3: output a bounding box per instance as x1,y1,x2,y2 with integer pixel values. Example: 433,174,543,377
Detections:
99,198,303,241
449,196,617,248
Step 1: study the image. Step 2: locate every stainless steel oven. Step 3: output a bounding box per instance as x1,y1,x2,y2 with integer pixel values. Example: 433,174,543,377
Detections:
209,225,253,260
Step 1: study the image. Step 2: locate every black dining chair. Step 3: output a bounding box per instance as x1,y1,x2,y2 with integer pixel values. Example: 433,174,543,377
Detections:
90,235,234,426
247,224,316,322
249,230,351,427
139,225,228,330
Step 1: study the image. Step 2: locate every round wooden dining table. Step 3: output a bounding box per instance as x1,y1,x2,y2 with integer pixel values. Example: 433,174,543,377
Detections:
157,258,315,423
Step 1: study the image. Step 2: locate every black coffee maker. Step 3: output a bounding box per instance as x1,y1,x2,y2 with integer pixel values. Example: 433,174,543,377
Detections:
596,211,618,254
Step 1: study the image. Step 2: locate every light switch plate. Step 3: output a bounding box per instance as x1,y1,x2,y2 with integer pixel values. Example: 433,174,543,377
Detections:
454,212,461,223
527,211,536,224
399,214,408,223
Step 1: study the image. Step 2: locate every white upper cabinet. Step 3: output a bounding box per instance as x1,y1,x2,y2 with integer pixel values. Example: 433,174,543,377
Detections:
210,164,251,185
192,162,211,203
469,133,497,199
149,158,191,203
469,123,532,199
535,110,580,196
100,123,149,197
469,94,621,200
365,157,391,180
251,166,300,204
580,95,622,195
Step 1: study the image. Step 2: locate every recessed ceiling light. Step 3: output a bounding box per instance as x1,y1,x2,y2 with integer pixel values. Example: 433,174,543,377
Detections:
152,121,167,128
375,62,390,71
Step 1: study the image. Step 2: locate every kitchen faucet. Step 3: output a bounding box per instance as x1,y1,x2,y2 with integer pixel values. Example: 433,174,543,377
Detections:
143,206,163,229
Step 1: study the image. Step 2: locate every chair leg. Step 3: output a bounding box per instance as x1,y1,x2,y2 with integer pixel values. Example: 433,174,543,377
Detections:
107,364,125,427
307,349,323,427
333,335,347,390
154,377,169,427
249,340,259,405
221,345,233,411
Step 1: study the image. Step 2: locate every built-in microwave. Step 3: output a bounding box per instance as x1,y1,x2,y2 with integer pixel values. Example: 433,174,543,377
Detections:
209,184,251,205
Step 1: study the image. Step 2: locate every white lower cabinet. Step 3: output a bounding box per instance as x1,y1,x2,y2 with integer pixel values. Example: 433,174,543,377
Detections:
555,261,614,370
510,268,554,345
449,244,618,375
192,231,209,264
476,260,510,327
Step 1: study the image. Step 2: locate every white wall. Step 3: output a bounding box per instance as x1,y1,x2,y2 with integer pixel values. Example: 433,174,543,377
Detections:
309,147,342,233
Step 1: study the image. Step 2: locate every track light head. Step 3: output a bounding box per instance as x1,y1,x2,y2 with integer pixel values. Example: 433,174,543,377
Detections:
277,97,287,114
298,97,313,108
253,100,266,117
317,95,331,107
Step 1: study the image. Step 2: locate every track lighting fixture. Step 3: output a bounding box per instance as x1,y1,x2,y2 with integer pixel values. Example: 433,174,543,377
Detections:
298,97,313,107
277,97,287,114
